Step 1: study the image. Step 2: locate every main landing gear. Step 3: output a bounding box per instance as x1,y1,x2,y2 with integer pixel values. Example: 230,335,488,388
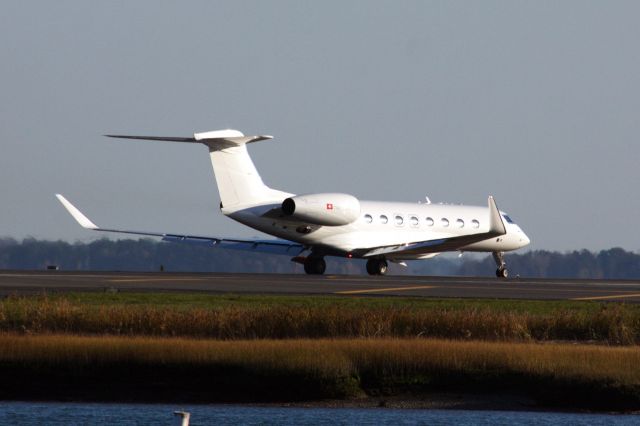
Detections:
493,251,508,278
366,258,388,276
302,256,389,276
303,256,326,275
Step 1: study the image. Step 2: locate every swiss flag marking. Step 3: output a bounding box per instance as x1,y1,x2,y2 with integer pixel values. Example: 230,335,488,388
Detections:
326,203,334,210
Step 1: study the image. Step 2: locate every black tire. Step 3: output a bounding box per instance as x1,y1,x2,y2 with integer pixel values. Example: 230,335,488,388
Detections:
304,257,326,275
366,260,375,275
496,267,509,278
366,259,388,276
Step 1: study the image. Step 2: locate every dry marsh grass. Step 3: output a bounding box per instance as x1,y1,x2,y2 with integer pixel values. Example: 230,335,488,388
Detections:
0,294,639,344
0,335,639,409
0,335,637,382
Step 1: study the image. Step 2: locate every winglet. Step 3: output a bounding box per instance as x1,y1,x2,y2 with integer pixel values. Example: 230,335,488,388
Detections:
55,194,99,230
488,196,507,236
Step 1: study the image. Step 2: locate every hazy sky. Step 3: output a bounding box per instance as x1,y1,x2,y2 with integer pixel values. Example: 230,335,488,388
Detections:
1,1,639,252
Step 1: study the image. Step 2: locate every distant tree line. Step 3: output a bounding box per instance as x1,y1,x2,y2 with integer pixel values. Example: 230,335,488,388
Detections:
0,238,638,279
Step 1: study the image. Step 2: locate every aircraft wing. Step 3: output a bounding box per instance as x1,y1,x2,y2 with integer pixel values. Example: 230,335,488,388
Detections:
359,196,507,258
55,194,305,256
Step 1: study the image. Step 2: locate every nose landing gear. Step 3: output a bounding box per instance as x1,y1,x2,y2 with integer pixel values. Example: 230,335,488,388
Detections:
492,251,508,278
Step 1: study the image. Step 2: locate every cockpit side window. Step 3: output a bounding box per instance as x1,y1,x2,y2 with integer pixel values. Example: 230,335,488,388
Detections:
502,214,515,224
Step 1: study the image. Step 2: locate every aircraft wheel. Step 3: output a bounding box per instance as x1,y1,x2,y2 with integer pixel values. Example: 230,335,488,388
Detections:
496,267,509,279
304,257,326,275
366,259,388,276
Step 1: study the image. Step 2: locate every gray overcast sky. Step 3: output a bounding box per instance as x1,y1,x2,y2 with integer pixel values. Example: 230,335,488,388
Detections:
1,1,639,252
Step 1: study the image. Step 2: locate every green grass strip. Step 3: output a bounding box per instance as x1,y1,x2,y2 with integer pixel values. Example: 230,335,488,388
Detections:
1,293,639,344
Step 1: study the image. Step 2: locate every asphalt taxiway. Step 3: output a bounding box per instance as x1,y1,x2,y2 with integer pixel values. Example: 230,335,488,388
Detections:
1,271,640,302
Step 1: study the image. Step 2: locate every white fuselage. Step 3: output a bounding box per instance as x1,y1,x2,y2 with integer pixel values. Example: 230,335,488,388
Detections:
224,199,530,260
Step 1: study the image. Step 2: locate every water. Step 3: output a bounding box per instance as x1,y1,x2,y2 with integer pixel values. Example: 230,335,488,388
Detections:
0,402,636,425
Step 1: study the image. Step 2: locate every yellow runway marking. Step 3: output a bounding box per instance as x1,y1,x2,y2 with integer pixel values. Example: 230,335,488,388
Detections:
108,278,209,283
571,293,640,301
336,285,436,295
433,285,640,295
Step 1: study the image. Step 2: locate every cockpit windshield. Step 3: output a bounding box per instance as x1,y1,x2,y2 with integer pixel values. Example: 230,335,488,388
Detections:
502,214,515,224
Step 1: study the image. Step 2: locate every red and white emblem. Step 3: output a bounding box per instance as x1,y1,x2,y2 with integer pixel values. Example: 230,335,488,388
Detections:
326,203,333,210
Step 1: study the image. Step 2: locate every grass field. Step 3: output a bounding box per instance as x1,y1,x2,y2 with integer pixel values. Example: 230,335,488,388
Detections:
0,334,638,410
1,293,638,344
2,292,639,410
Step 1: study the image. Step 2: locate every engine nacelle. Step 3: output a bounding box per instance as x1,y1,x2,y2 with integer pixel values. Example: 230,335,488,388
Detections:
281,193,361,226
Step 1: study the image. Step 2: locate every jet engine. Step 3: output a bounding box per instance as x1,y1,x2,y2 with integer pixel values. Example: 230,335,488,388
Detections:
281,193,361,226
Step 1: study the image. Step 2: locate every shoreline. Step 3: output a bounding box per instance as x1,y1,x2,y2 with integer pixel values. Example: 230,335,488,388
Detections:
1,394,637,415
260,393,544,412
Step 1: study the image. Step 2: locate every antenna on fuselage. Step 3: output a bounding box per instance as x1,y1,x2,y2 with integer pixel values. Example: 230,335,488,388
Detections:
425,196,431,204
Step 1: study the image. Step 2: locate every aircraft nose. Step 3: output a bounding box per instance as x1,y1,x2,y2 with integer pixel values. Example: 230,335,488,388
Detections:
519,231,531,247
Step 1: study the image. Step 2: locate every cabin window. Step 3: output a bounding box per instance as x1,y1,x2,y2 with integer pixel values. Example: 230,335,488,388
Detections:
410,216,419,226
426,217,434,226
456,219,464,228
471,219,480,228
364,214,373,223
395,215,404,226
441,218,449,227
380,215,388,224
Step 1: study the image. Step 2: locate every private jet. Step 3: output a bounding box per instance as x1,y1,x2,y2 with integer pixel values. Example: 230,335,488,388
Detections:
57,129,530,277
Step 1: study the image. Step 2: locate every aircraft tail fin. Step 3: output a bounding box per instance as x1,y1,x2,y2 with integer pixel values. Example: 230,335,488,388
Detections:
106,129,291,209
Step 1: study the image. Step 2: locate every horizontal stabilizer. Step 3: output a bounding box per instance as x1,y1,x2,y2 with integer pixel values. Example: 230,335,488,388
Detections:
104,135,197,143
105,129,273,147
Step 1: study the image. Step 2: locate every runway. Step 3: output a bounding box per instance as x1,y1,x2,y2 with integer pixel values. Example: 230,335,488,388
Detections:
1,270,640,302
